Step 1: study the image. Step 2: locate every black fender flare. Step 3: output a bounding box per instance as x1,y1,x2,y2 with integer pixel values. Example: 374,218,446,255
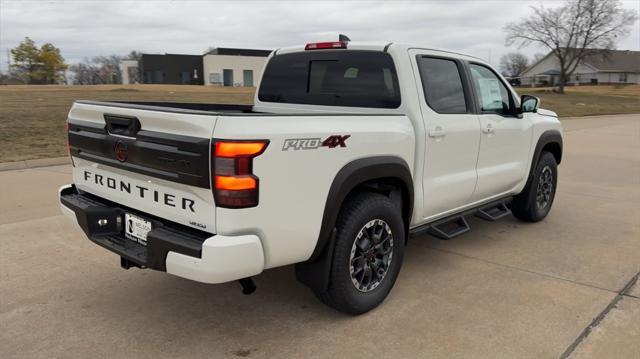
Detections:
525,130,563,188
312,155,413,260
295,156,413,293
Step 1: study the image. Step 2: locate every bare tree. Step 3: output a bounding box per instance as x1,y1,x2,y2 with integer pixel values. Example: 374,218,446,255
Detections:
499,52,529,77
126,50,143,62
92,55,122,84
504,0,637,93
69,55,122,84
69,60,100,85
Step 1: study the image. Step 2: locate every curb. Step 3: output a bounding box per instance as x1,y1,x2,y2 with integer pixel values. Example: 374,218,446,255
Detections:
0,157,70,172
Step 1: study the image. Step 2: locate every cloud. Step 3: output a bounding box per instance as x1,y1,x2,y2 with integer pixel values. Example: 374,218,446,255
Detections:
0,0,638,72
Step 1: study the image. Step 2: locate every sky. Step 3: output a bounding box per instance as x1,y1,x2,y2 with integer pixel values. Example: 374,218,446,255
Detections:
0,0,638,72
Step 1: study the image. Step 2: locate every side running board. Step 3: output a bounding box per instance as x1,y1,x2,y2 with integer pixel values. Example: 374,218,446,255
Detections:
409,198,513,240
475,201,512,221
428,216,470,240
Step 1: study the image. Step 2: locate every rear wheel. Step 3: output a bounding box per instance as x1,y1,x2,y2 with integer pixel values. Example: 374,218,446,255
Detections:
512,151,558,222
318,192,405,314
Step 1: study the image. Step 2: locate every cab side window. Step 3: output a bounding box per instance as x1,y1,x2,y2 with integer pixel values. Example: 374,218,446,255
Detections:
417,57,468,114
469,64,515,116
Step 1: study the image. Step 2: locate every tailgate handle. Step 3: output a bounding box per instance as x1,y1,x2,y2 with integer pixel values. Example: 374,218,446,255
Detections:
104,114,141,138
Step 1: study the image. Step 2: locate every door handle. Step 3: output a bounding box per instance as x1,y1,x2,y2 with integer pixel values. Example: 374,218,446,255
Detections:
429,127,446,138
104,114,141,137
482,124,495,134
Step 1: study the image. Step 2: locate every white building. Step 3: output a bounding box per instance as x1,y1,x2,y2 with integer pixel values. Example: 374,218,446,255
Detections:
202,48,271,87
119,60,139,85
519,49,640,87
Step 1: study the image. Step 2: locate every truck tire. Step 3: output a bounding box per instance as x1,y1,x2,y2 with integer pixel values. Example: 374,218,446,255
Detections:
318,191,405,314
511,151,558,222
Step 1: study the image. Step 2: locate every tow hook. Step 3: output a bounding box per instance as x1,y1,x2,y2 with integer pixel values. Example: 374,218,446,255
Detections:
238,277,256,295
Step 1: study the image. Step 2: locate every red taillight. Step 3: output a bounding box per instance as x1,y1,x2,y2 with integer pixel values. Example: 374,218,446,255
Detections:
66,119,74,166
65,119,70,156
215,176,257,191
215,142,267,157
305,41,347,50
212,140,268,208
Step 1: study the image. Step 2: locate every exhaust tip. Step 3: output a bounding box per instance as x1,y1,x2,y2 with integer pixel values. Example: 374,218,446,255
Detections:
239,277,256,295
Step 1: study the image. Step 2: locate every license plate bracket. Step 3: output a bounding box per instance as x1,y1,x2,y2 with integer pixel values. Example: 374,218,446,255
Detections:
124,213,152,246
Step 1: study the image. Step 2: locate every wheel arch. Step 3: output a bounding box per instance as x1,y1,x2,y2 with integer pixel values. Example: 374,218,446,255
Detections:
295,156,413,293
542,141,562,164
537,130,562,163
311,156,414,261
525,129,563,187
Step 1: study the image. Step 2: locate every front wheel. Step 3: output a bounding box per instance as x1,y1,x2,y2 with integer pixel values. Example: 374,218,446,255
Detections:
511,151,558,222
318,192,405,314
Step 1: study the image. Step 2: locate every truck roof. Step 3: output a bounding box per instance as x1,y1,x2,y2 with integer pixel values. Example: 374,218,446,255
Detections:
274,41,485,62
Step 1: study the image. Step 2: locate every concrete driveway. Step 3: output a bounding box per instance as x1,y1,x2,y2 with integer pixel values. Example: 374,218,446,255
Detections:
1,114,638,359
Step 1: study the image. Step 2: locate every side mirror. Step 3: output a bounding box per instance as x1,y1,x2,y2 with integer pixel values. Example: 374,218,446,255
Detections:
520,95,540,113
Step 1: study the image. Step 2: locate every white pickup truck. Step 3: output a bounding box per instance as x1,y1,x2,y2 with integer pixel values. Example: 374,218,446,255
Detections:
60,40,563,314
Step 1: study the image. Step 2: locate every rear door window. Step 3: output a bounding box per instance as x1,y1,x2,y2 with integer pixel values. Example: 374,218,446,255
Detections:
416,56,468,114
258,51,401,108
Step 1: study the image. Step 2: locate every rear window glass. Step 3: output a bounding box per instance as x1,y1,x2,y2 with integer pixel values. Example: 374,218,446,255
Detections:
258,51,401,108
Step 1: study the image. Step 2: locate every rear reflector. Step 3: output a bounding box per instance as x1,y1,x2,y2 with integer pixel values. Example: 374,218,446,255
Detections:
305,41,347,50
212,140,269,208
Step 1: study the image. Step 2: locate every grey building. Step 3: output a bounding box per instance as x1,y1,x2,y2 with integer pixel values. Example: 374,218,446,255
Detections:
140,54,204,85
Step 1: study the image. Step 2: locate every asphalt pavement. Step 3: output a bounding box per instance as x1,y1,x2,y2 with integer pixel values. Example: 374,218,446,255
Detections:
1,114,638,359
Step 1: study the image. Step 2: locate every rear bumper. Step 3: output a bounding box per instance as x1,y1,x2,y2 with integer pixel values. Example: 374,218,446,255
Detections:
58,184,264,284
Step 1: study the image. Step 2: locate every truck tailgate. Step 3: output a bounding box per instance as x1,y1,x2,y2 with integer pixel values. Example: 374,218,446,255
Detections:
67,102,217,233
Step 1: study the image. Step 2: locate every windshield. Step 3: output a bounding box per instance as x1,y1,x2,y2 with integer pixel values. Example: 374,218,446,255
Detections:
258,50,401,109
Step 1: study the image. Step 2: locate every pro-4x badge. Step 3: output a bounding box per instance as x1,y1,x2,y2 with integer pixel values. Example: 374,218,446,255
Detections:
321,135,351,148
282,135,351,151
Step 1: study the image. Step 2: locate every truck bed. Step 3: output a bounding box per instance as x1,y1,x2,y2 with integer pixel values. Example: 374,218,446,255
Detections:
75,100,378,117
76,100,256,115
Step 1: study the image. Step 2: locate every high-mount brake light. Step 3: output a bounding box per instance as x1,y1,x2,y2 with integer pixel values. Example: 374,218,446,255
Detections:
212,140,269,208
305,41,347,50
